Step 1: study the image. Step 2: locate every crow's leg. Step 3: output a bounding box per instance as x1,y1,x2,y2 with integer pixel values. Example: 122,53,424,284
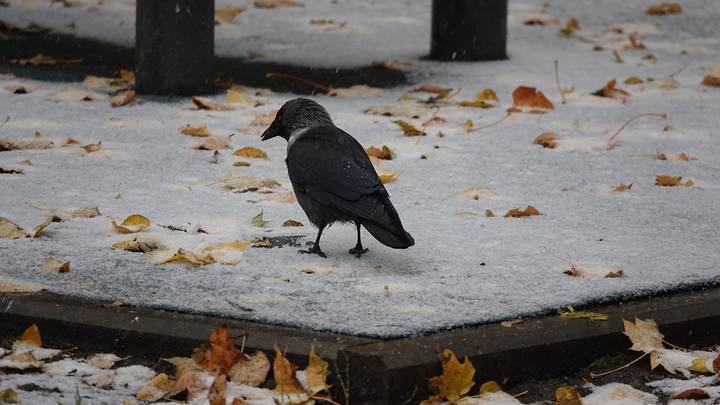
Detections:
299,225,327,258
349,221,369,257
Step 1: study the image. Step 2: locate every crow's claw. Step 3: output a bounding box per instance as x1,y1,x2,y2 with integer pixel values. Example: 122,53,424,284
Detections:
349,246,369,257
298,246,327,258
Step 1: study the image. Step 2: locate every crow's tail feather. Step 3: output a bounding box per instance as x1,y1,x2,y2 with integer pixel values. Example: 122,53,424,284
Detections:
362,221,414,249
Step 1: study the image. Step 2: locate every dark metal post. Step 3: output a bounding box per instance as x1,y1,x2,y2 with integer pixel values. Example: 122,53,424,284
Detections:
135,0,214,95
430,0,508,61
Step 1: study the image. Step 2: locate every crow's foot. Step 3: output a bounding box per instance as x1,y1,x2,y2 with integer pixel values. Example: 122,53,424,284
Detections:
298,245,327,258
349,246,369,257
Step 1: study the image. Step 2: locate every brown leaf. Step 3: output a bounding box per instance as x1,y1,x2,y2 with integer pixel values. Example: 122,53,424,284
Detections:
677,152,697,161
592,79,630,100
64,137,79,146
556,385,582,405
304,344,330,394
112,236,164,253
533,132,559,149
168,358,208,401
32,213,63,238
111,90,136,107
251,110,278,126
626,34,646,50
612,183,633,192
605,269,625,278
645,3,682,15
192,96,233,111
229,350,271,387
511,86,554,112
412,85,452,96
367,145,392,160
282,219,304,227
194,136,232,150
702,74,720,87
457,89,499,108
82,141,102,153
656,151,668,160
136,373,175,402
504,205,542,218
254,0,302,8
485,209,495,217
273,345,305,394
0,138,53,151
180,124,210,137
655,175,682,186
233,147,268,159
670,388,710,400
39,257,71,273
208,374,227,405
20,324,42,347
199,325,243,374
393,120,425,136
624,76,644,84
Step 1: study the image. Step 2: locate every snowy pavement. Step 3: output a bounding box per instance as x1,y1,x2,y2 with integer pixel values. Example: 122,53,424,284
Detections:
1,0,720,337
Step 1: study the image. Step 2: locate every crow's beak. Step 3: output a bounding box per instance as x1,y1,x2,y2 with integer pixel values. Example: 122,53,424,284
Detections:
260,125,278,141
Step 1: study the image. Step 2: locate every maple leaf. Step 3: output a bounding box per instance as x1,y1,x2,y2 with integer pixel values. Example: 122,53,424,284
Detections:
229,350,271,387
511,86,554,113
39,257,70,273
426,349,475,402
111,214,150,233
180,124,210,137
623,318,663,353
645,3,682,15
592,79,630,100
367,145,393,160
393,120,425,136
533,132,559,149
199,325,243,374
304,344,330,394
273,345,305,394
504,205,542,218
233,146,268,159
192,96,233,111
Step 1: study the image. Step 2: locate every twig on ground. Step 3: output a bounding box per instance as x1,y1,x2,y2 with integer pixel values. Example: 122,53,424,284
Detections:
590,352,649,378
310,395,343,405
469,111,512,132
554,60,567,104
266,72,331,94
607,112,667,149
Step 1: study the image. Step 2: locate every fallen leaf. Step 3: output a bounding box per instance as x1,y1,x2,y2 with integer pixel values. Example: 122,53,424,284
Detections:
624,76,644,84
136,373,175,402
64,137,79,145
215,6,247,23
656,151,669,160
533,132,559,148
559,18,580,37
453,188,498,200
275,192,297,203
626,34,646,49
153,249,215,266
82,141,102,153
623,318,663,353
677,152,697,161
119,69,135,83
0,388,19,403
367,145,392,160
180,124,210,137
605,269,625,278
377,169,399,184
0,277,46,293
560,307,608,321
251,211,269,227
504,205,542,218
412,85,452,97
304,344,330,394
111,214,150,233
702,74,720,87
0,138,53,151
282,219,304,227
273,345,305,394
192,96,233,111
202,241,250,265
168,358,208,400
0,217,29,239
592,79,630,100
689,358,713,374
426,349,475,403
255,0,303,8
112,236,163,253
461,119,474,132
20,324,42,347
222,174,279,192
670,388,710,400
655,175,682,186
39,257,70,273
511,86,554,112
103,300,126,308
251,110,278,126
111,90,136,107
32,213,62,238
64,206,101,219
227,88,261,106
233,161,251,167
88,353,125,369
521,14,560,25
457,89,499,108
194,136,232,150
500,319,523,328
366,104,427,118
329,85,380,97
233,146,268,159
563,264,584,277
612,183,633,192
393,120,425,136
485,209,495,217
208,373,227,405
199,325,243,374
229,350,271,387
645,3,682,15
556,386,582,405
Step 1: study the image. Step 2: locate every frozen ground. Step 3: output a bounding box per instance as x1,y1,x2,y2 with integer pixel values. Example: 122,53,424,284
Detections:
0,0,719,337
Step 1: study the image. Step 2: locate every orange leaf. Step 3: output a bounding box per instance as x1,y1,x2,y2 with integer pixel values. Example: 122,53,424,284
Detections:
200,325,243,374
670,388,710,400
655,175,682,186
612,183,633,192
282,219,304,227
512,86,554,112
192,96,233,111
533,132,558,149
645,3,682,15
393,120,425,136
273,345,305,394
20,324,42,347
426,349,475,402
180,124,210,137
233,147,268,159
504,205,542,218
367,145,392,160
592,79,630,100
304,344,330,394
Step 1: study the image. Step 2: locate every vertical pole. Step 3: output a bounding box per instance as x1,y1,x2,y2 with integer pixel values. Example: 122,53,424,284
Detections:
135,0,214,95
430,0,508,61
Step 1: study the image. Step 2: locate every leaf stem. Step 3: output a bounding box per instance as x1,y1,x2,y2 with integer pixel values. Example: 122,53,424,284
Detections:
590,351,649,378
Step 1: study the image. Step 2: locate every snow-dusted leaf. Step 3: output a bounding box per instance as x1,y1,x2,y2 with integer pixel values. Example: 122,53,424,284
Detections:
112,236,164,253
222,174,279,192
114,365,157,389
136,373,175,402
302,344,330,394
0,389,19,404
612,183,633,192
112,214,150,234
88,353,124,369
167,358,209,401
84,371,115,387
229,350,271,387
0,138,53,151
273,345,305,394
180,124,210,137
192,96,233,111
39,257,70,273
623,318,664,353
0,276,46,293
42,359,101,376
194,135,233,150
251,110,278,126
202,241,250,265
152,248,214,266
0,217,29,239
63,206,101,219
377,169,399,184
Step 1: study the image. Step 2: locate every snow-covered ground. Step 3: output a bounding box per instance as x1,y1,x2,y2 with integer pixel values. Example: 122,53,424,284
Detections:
1,0,720,337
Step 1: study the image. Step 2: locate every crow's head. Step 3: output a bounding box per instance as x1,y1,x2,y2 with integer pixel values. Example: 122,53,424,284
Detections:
261,98,333,141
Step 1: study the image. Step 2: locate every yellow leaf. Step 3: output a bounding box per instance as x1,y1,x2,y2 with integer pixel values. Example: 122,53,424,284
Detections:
110,90,136,107
215,6,247,23
624,76,644,85
555,386,582,405
119,69,135,83
273,345,305,394
180,124,210,137
689,358,713,374
377,169,399,184
39,257,71,273
329,85,380,97
233,161,251,167
202,241,250,265
457,88,499,108
251,211,269,228
645,3,682,15
426,349,475,402
304,344,330,394
560,307,608,321
504,205,542,218
233,146,268,159
0,389,19,404
255,0,303,8
136,373,175,402
20,324,42,347
512,86,554,112
0,217,29,239
479,381,502,393
393,120,425,136
282,219,304,227
192,96,233,111
82,141,102,153
676,152,696,161
154,248,214,266
112,237,163,253
111,214,150,233
227,88,260,106
461,119,474,132
605,269,625,278
702,75,720,87
623,318,664,353
656,175,683,186
533,132,559,149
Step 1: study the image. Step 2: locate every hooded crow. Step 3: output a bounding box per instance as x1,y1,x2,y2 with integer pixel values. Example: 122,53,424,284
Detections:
261,98,414,258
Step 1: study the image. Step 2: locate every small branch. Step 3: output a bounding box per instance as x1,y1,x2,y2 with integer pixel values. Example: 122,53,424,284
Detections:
590,352,649,378
663,339,692,352
469,112,512,132
607,112,667,145
266,72,330,94
513,390,529,398
666,64,688,79
24,201,53,212
310,395,343,405
554,60,567,104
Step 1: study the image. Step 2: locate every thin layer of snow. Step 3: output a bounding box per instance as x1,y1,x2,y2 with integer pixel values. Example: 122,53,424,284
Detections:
647,375,720,398
583,382,659,405
1,0,720,337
